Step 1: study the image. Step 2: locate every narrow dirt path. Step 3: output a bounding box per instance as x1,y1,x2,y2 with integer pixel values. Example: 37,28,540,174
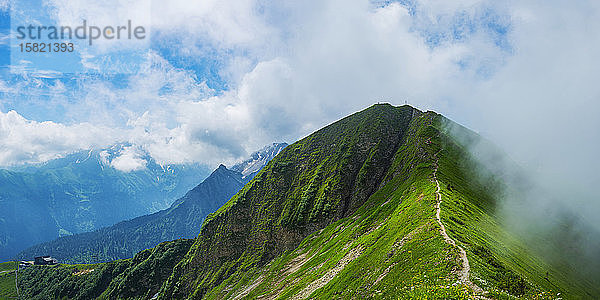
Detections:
291,244,364,300
432,150,484,295
231,274,264,300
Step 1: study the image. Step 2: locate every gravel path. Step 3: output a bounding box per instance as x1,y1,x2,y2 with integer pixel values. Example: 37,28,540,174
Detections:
432,150,484,295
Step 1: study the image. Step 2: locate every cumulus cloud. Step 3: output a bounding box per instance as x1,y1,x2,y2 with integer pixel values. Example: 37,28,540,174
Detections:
0,110,121,166
109,145,147,172
46,0,152,53
39,0,279,78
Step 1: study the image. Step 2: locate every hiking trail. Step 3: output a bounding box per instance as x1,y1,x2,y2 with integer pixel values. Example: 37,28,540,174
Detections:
432,150,485,296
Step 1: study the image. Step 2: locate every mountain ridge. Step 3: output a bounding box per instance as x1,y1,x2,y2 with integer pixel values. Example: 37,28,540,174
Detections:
14,104,599,299
160,104,420,298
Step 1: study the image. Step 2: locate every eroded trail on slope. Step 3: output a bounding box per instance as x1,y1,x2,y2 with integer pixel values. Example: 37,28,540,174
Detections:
432,151,484,295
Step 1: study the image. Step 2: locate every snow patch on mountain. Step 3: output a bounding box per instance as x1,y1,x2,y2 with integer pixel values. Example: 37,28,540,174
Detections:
231,143,287,178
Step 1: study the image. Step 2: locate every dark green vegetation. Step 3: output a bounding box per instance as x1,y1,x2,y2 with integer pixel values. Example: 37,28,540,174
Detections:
14,105,599,299
16,143,286,264
0,145,209,260
0,261,17,298
0,261,16,272
0,271,16,299
17,239,192,300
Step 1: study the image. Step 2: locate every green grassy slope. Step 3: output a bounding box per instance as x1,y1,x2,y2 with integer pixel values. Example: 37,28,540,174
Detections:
0,261,17,299
436,118,599,299
0,261,17,272
158,104,417,299
16,239,193,300
14,104,595,299
161,106,591,299
0,272,17,299
200,110,465,299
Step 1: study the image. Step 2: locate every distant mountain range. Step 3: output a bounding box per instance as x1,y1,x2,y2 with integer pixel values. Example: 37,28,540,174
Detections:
0,144,210,261
16,143,288,263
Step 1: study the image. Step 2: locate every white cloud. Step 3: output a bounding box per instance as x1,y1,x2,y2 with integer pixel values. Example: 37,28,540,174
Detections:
0,110,122,166
42,0,279,75
46,0,152,51
149,0,277,48
109,145,147,172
